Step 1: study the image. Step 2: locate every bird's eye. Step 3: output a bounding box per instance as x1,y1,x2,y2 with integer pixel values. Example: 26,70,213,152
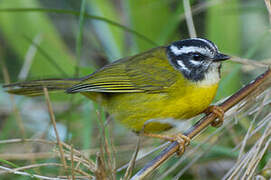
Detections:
192,53,202,61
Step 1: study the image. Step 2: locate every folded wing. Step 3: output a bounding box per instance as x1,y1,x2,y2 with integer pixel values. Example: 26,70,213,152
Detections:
67,48,177,93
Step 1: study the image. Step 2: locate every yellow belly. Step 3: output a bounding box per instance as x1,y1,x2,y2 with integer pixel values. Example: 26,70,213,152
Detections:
102,80,219,133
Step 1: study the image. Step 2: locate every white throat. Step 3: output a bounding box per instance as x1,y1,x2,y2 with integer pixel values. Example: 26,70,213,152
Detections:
196,63,221,86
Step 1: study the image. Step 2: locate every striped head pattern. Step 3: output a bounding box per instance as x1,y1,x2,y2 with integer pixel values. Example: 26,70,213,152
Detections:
166,38,230,83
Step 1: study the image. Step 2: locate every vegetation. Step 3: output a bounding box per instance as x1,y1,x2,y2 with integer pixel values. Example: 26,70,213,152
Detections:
0,0,271,179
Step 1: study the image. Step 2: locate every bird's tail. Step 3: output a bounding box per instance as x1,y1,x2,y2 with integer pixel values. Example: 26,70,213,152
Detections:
3,78,81,97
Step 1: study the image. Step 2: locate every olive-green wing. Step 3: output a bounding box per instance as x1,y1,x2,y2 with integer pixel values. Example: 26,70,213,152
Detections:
67,47,177,93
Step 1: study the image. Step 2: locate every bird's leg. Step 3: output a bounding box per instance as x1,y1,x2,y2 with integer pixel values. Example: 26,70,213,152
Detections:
204,105,225,127
143,132,190,155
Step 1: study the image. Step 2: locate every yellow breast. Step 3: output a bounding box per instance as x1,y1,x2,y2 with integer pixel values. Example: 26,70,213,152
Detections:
165,80,219,120
104,78,219,133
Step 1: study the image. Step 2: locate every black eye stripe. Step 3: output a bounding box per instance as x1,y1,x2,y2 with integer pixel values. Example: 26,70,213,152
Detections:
176,52,207,61
193,54,202,61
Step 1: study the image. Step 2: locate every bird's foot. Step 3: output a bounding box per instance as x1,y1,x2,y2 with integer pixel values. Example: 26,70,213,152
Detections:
143,132,190,155
204,105,224,127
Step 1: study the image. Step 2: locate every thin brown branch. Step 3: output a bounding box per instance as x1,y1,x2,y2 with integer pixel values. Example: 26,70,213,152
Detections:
43,87,67,169
131,68,271,180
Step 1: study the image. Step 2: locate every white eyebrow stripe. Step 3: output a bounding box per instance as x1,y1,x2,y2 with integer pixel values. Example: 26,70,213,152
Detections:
170,45,213,56
177,60,190,72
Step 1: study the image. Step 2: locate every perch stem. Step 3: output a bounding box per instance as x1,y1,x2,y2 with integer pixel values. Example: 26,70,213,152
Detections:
131,68,271,180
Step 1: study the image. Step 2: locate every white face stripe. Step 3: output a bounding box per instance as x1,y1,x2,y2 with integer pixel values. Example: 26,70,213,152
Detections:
170,45,213,57
190,60,202,66
177,60,190,72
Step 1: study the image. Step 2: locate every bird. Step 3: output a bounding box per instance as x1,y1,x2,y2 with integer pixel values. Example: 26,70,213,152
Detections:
3,38,230,151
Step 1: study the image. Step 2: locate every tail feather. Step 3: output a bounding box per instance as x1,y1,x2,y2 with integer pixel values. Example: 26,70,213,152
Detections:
3,79,80,96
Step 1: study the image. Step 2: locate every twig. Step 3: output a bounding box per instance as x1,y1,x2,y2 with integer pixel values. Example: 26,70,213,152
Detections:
158,116,235,180
131,68,271,180
43,87,67,169
183,0,197,38
0,165,66,180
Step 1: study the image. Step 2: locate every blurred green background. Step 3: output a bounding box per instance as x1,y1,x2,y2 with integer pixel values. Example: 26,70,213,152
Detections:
0,0,270,179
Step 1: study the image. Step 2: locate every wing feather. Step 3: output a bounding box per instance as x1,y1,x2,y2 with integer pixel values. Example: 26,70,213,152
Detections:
67,47,177,93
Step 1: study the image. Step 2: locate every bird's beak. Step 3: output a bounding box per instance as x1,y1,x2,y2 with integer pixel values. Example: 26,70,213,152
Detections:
213,53,230,62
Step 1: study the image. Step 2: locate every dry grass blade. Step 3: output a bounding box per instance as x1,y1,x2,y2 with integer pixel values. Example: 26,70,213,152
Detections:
183,0,197,38
0,138,56,145
18,34,42,80
95,152,108,180
223,115,271,179
180,0,222,22
231,56,270,67
0,152,57,160
93,110,116,179
237,93,270,161
61,141,96,171
0,163,63,175
43,87,67,169
70,145,75,180
0,165,66,180
123,136,141,180
116,143,169,173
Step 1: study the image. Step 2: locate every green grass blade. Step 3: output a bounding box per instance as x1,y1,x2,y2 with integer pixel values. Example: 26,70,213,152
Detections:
75,0,87,76
0,8,157,47
0,2,76,78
